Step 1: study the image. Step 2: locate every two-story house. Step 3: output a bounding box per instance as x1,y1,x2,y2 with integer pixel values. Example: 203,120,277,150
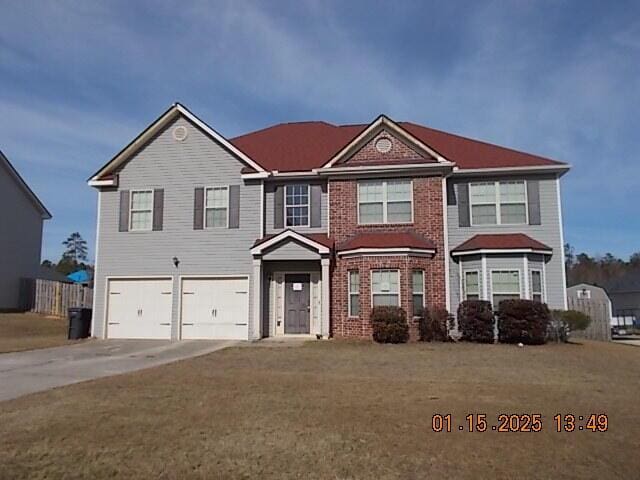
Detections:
88,104,569,340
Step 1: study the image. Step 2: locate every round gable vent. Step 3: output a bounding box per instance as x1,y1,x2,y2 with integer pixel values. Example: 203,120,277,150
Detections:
375,137,392,153
173,125,188,142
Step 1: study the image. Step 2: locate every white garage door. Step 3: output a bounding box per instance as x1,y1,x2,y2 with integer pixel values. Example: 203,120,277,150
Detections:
181,278,249,340
107,278,173,339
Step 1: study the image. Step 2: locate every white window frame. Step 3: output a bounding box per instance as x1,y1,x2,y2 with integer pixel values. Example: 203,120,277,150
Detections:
348,270,360,317
490,269,522,305
530,269,544,302
370,269,401,307
284,184,310,227
411,269,425,317
463,270,481,301
129,189,154,232
204,185,229,229
357,179,413,225
577,289,591,299
469,180,528,226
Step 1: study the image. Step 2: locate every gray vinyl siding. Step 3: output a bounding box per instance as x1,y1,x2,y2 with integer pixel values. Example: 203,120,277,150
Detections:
93,115,261,339
265,180,328,235
0,161,44,309
448,174,566,313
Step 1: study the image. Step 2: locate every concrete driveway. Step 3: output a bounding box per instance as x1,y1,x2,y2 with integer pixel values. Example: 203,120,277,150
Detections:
0,339,237,402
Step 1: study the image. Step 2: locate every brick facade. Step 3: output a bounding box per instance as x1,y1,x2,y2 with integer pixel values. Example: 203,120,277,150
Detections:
338,129,435,167
329,176,446,340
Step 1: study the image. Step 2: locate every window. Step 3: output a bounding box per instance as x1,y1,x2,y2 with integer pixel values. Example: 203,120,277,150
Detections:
371,270,400,307
285,184,309,226
205,186,229,228
348,271,360,317
412,270,425,316
358,180,412,224
577,288,591,300
469,180,527,225
491,270,521,306
531,270,543,302
130,190,153,231
464,271,480,300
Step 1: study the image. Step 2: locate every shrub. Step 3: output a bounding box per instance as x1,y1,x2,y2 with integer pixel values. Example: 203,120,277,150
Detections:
419,308,453,342
457,300,495,343
371,306,409,344
557,310,591,332
498,300,551,345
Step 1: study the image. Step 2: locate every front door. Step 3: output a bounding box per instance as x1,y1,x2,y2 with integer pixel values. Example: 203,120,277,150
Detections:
285,274,311,334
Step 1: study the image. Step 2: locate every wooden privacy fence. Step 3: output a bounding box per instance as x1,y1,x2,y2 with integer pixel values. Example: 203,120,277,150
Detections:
20,279,93,317
567,297,611,342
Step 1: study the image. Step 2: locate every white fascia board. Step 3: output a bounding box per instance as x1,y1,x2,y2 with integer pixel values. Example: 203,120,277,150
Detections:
337,247,436,257
88,178,117,187
314,162,454,177
251,230,330,255
241,172,271,180
322,115,451,168
451,248,552,257
452,165,570,177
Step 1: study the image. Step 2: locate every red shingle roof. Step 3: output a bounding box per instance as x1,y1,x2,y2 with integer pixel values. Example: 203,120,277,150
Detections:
337,232,435,251
452,234,552,253
230,121,565,172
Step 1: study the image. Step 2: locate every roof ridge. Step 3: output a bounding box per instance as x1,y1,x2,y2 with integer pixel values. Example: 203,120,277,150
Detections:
231,120,337,140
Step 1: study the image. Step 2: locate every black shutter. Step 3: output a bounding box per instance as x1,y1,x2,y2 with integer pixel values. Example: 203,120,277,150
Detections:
310,184,322,228
458,183,470,227
228,185,240,229
446,178,456,206
527,180,541,225
274,185,284,229
119,190,129,232
152,189,164,231
194,188,204,230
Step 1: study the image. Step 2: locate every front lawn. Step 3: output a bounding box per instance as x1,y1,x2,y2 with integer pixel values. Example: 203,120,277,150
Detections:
1,340,638,479
0,313,72,353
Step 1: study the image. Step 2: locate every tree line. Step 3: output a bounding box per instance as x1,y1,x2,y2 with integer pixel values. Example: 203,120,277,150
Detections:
42,232,91,275
565,243,640,288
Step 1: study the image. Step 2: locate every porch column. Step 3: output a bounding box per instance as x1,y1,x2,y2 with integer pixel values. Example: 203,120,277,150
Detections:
321,257,330,338
252,257,263,340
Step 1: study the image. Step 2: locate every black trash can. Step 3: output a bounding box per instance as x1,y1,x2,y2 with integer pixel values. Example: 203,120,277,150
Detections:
68,307,92,340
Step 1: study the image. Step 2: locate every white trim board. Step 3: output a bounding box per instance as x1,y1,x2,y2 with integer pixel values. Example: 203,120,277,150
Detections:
251,230,331,255
337,247,436,257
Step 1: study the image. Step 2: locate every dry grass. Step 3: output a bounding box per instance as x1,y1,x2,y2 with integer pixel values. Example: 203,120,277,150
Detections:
1,340,639,479
0,313,72,353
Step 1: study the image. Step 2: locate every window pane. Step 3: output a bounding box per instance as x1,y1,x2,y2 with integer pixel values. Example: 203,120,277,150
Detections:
532,293,543,303
372,270,398,294
286,206,309,226
471,204,497,224
359,203,383,224
349,271,360,293
412,270,423,293
206,208,227,227
413,294,424,316
469,182,495,204
493,294,520,306
499,181,526,203
131,211,151,230
464,271,479,295
531,271,542,293
131,191,152,210
373,294,399,307
466,294,480,301
500,203,526,224
387,201,411,223
349,294,360,316
359,181,383,202
491,271,520,293
387,180,411,201
285,185,309,207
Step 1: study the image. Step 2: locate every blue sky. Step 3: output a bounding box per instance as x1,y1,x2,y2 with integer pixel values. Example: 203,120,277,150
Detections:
1,0,639,262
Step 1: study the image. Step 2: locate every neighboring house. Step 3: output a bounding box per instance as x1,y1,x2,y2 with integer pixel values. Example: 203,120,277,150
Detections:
566,283,612,341
0,150,52,309
605,272,640,326
88,103,569,340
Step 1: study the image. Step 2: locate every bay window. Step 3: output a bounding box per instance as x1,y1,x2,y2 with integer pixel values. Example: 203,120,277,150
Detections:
491,270,521,306
412,270,425,316
348,271,360,317
531,270,543,302
463,271,480,300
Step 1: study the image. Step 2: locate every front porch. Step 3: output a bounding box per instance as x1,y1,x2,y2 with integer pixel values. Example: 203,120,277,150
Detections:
250,231,332,340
